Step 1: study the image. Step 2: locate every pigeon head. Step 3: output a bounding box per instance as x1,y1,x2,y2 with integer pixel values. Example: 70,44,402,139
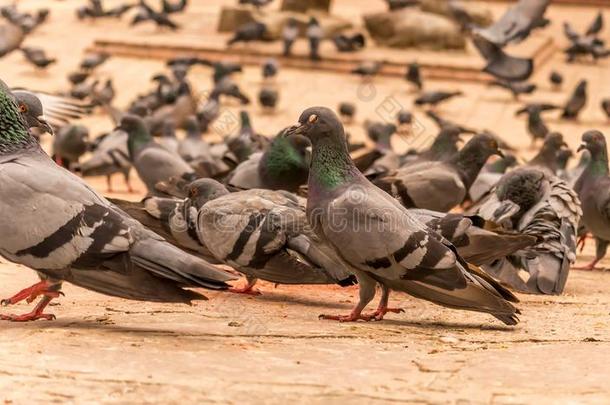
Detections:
542,132,568,151
186,179,229,209
288,106,345,145
11,91,53,135
578,130,607,158
463,133,504,158
119,114,152,158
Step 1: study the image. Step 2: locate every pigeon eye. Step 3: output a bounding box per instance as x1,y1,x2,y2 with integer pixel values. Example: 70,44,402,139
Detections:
19,104,27,113
308,114,318,124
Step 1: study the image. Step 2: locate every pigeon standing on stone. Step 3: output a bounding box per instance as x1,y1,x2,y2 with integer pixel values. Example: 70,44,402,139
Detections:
472,132,581,295
415,91,462,108
282,18,299,57
131,0,180,30
562,79,588,119
375,133,503,212
119,114,196,196
601,98,610,121
227,21,267,46
262,58,278,81
285,106,520,324
351,61,383,80
307,17,323,61
258,86,279,112
515,103,559,146
573,131,610,270
338,102,356,123
332,33,365,52
80,52,110,71
405,62,423,91
20,46,56,69
52,125,89,170
0,80,236,321
549,71,563,90
135,179,355,294
489,80,536,100
79,129,133,193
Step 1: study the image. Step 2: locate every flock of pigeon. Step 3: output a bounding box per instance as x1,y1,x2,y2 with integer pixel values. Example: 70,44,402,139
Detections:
0,0,609,327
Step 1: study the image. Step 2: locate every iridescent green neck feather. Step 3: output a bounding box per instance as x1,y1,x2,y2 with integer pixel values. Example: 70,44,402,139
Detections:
309,135,358,192
0,89,36,154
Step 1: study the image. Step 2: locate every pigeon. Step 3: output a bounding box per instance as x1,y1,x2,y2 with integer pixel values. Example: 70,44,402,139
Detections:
227,129,310,193
119,114,196,196
338,102,356,123
402,126,462,165
286,106,520,324
157,119,179,154
68,71,90,85
405,62,423,91
515,102,559,145
227,21,267,46
426,111,476,135
385,0,419,10
0,80,236,321
375,133,503,212
52,125,89,170
138,179,355,294
563,15,609,62
528,132,568,174
2,5,48,33
573,130,610,270
132,0,180,30
489,80,536,100
0,20,26,58
307,17,323,61
471,34,533,82
351,61,384,79
80,52,110,71
20,46,56,69
415,91,462,108
239,0,273,8
471,0,550,47
468,154,518,203
397,110,412,126
79,129,134,193
162,0,188,14
601,98,610,120
354,121,399,177
549,71,563,90
332,33,365,52
91,79,115,106
258,86,279,112
472,132,581,294
562,80,588,119
178,116,210,162
262,58,278,80
282,18,299,57
11,89,92,131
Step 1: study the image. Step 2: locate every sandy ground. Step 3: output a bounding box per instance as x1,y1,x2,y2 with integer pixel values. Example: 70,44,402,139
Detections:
1,1,610,404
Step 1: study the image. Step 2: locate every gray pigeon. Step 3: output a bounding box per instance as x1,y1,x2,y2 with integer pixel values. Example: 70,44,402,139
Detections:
286,106,520,324
515,102,559,146
562,80,588,119
227,129,310,193
375,133,503,212
20,46,56,69
472,143,581,294
489,80,536,100
0,80,236,321
573,130,610,270
0,21,25,58
414,91,462,108
468,154,517,203
119,114,196,196
80,129,133,193
140,179,356,294
405,62,423,91
52,124,89,170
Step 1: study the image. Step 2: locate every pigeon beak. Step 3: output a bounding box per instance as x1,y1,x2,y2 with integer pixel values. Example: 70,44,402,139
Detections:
37,116,54,135
577,143,587,152
285,122,305,136
496,149,505,158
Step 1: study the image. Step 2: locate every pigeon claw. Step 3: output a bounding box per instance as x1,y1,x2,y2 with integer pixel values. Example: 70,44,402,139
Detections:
228,286,262,296
318,312,376,322
364,307,405,321
0,312,56,322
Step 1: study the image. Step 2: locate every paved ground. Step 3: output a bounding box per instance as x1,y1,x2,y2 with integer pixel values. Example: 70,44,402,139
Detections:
1,1,610,404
